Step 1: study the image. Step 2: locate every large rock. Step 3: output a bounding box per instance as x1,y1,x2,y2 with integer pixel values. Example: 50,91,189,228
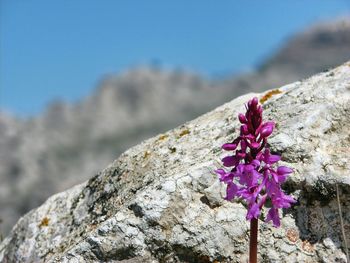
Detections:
1,62,350,262
1,17,350,236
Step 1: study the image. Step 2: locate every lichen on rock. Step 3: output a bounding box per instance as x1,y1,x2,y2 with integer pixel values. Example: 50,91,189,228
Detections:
1,62,350,262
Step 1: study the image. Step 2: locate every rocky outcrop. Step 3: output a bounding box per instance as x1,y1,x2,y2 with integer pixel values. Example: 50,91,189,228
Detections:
1,62,349,262
1,17,350,236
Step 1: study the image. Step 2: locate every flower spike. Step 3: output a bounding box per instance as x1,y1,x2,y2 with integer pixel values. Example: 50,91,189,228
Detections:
215,97,295,227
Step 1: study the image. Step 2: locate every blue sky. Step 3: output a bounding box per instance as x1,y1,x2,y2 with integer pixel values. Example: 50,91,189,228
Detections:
1,1,349,116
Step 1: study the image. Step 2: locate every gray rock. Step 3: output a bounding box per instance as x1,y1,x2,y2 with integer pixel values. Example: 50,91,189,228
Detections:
1,62,350,262
1,17,350,236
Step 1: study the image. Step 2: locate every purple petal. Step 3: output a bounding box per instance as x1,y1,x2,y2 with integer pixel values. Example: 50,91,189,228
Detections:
251,169,262,182
239,169,261,189
260,121,275,138
277,174,288,183
250,142,260,149
246,203,260,220
251,97,258,107
251,159,260,168
222,143,237,151
238,189,255,203
256,151,263,161
258,194,267,208
240,124,249,135
270,170,280,183
236,164,245,174
266,154,281,164
215,169,226,176
238,113,247,124
284,194,297,205
222,156,238,167
274,193,296,208
243,164,254,172
277,166,293,175
225,182,239,201
215,169,233,183
265,179,279,197
240,140,247,151
260,126,273,138
254,174,267,196
267,166,292,183
245,134,255,140
236,151,246,159
266,208,280,227
257,105,263,114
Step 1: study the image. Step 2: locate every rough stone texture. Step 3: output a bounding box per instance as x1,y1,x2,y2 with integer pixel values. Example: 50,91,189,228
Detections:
1,62,350,262
1,17,350,236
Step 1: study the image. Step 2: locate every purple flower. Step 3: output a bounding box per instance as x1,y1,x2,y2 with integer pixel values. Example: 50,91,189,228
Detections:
225,182,239,200
215,97,295,227
238,165,260,188
261,148,281,164
259,121,275,138
273,166,293,183
247,203,260,220
270,187,296,209
216,169,233,183
266,208,280,227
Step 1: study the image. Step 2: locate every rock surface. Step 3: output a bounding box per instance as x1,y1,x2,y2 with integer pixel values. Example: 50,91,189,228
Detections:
1,62,350,262
1,17,350,235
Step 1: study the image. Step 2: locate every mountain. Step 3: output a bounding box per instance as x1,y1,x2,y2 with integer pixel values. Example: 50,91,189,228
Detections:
1,61,349,262
223,17,350,93
0,17,349,236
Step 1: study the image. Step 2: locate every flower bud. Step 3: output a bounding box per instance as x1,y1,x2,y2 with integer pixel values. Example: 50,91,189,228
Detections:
222,156,237,167
238,113,247,124
251,97,258,107
260,122,275,137
277,166,293,175
240,124,249,135
222,143,237,151
257,105,263,114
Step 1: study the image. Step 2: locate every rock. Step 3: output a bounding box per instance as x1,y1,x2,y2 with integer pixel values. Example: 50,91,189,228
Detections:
1,17,350,236
1,62,350,262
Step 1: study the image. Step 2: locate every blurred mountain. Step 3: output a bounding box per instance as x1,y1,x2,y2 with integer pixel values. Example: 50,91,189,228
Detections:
223,17,350,93
0,17,350,235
